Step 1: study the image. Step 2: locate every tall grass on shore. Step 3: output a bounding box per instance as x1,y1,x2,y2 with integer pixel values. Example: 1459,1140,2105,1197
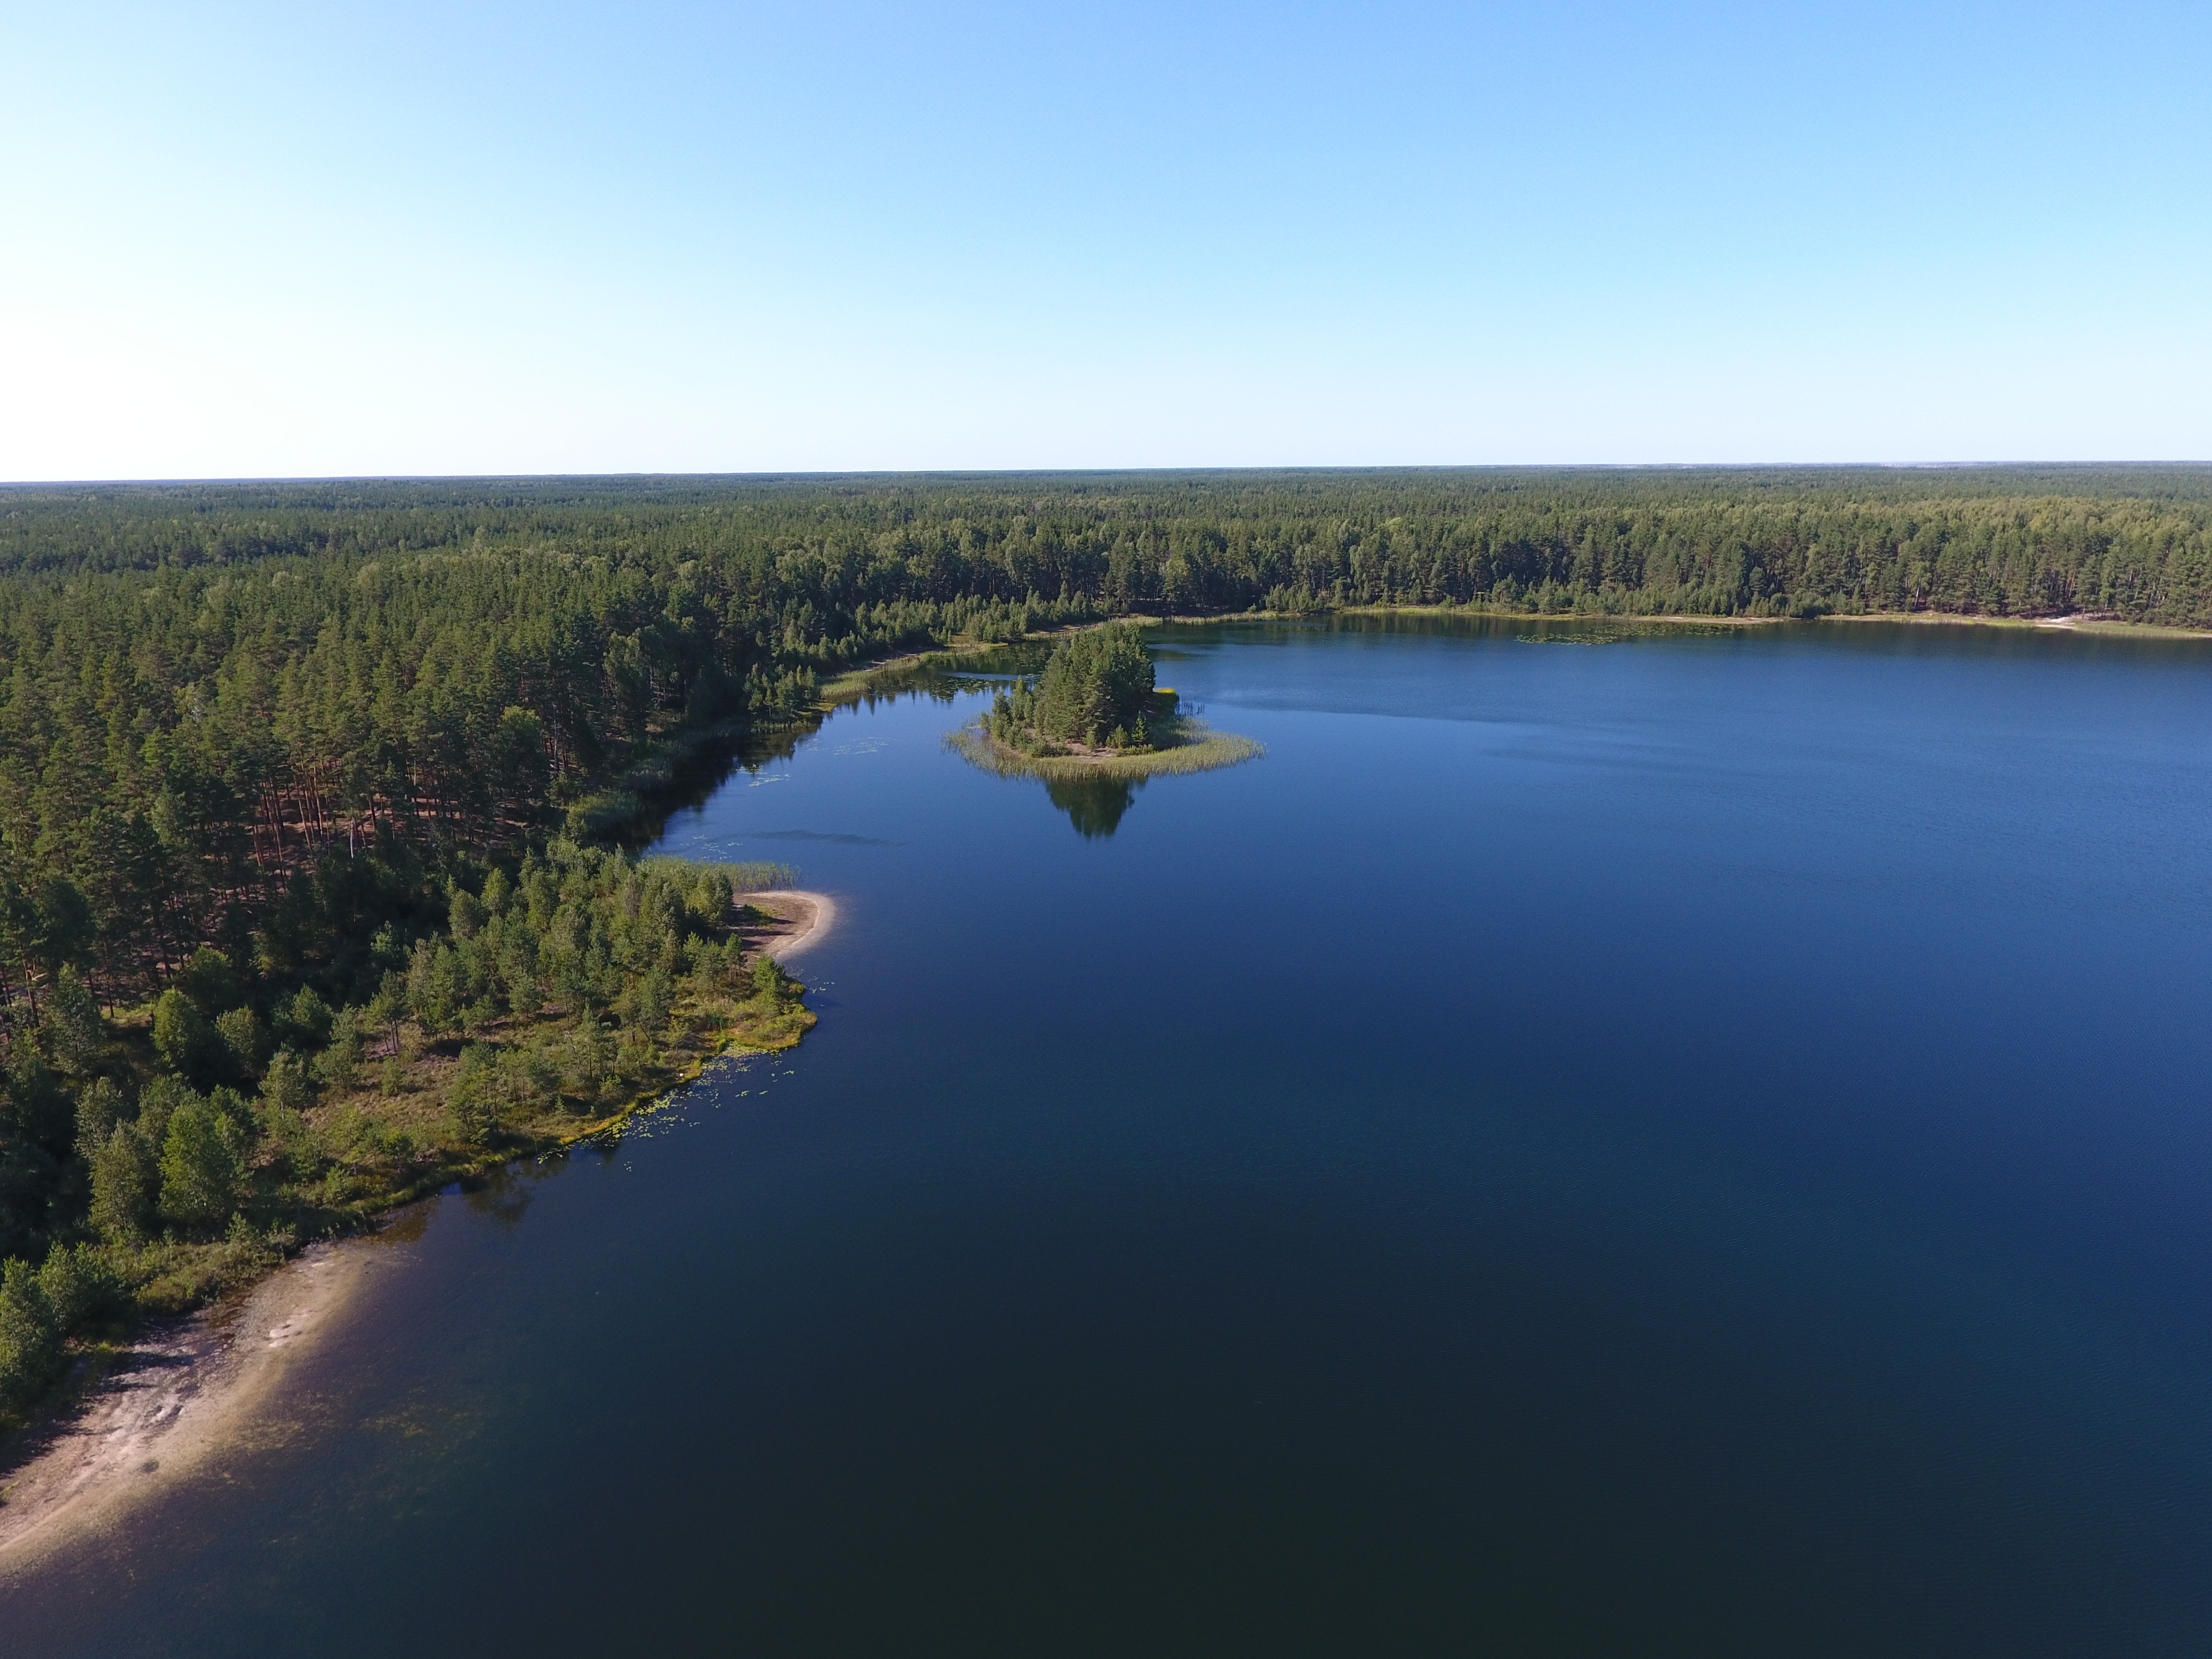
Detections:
948,723,1262,781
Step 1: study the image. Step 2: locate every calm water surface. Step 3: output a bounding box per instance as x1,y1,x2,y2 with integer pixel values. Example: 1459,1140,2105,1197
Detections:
11,618,2212,1655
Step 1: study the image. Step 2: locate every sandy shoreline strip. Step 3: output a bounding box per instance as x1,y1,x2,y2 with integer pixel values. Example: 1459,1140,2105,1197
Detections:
1321,604,2212,639
0,1238,383,1582
739,889,837,961
0,890,835,1581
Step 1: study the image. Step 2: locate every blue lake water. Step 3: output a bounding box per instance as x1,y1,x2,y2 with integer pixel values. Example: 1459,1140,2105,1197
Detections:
9,616,2212,1654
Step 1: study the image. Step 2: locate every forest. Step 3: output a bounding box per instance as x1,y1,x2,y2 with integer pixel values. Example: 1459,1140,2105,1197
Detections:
3,465,2210,1418
6,465,2211,620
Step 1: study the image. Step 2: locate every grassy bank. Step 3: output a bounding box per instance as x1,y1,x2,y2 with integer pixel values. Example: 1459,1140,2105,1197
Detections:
818,640,1026,707
948,722,1262,781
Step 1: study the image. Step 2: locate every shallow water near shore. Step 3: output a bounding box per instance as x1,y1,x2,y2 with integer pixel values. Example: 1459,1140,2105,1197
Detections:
9,615,2212,1655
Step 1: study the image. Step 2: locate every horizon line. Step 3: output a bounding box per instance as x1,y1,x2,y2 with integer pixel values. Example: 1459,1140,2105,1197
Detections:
6,459,2212,490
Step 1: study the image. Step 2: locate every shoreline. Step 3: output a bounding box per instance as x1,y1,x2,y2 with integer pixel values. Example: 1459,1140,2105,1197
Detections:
734,889,838,962
947,723,1262,782
0,1238,384,1581
817,609,2212,671
799,604,2212,739
8,596,2176,1578
1302,604,2212,639
0,886,838,1578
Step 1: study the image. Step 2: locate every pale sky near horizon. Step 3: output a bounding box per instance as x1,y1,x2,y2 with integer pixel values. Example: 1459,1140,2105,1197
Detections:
2,1,2207,480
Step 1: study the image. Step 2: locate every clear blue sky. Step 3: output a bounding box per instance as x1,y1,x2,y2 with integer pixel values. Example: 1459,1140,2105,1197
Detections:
3,1,2206,477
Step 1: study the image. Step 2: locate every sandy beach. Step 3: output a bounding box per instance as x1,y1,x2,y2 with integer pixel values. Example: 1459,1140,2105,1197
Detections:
738,889,838,961
0,1238,384,1582
0,890,836,1584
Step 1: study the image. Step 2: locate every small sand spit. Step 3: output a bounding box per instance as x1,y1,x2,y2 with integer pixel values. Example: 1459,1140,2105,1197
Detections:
737,889,837,962
0,1239,378,1582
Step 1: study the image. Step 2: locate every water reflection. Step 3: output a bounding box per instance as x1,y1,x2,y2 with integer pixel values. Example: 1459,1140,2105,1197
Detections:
1042,773,1142,838
457,1165,539,1230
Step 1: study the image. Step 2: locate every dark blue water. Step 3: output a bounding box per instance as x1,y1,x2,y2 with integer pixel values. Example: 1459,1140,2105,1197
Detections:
11,617,2212,1655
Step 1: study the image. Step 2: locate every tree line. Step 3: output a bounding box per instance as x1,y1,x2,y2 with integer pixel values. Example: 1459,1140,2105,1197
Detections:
4,465,2211,1422
7,466,2211,620
1,842,807,1420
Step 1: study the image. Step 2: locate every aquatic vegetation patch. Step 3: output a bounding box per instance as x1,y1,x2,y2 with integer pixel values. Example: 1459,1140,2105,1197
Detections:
948,723,1262,782
954,623,1262,784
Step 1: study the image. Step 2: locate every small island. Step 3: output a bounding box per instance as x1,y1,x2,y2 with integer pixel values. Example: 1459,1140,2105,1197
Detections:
950,624,1261,785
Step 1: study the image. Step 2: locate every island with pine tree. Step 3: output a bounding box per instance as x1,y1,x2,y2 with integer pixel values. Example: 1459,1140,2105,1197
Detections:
950,625,1262,784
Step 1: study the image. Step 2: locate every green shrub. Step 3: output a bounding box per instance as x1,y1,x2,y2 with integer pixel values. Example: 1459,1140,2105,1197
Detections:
88,1124,155,1244
562,1014,614,1108
259,1050,311,1115
4,1048,72,1160
408,939,465,1034
152,988,218,1082
273,985,333,1052
448,1044,503,1143
72,1076,125,1161
0,1258,61,1415
257,1054,321,1179
314,1009,363,1090
38,1241,124,1333
499,1043,562,1118
216,1006,270,1079
174,947,242,1016
158,1095,247,1231
627,965,675,1033
750,952,790,1003
447,883,487,940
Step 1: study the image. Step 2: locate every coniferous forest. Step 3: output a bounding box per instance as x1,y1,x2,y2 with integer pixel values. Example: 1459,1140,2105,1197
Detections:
2,465,2210,1417
986,625,1162,753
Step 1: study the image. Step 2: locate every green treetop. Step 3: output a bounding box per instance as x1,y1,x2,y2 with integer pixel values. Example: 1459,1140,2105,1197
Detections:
1035,625,1155,745
989,625,1161,753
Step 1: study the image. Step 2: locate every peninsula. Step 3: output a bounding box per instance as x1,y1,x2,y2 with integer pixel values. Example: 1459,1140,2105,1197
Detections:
0,874,832,1572
0,851,823,1442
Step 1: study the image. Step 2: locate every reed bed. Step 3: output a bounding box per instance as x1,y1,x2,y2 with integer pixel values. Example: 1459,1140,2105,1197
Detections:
948,722,1262,781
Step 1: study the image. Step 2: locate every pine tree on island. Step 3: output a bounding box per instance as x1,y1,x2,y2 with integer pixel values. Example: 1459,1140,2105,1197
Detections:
986,625,1176,755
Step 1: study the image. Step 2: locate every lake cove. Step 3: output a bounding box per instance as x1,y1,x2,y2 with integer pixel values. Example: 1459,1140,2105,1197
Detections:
9,615,2212,1656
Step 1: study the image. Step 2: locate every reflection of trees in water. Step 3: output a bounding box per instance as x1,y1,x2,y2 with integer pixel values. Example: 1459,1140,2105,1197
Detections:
1044,773,1143,838
459,1164,541,1230
716,652,1183,842
635,657,1038,847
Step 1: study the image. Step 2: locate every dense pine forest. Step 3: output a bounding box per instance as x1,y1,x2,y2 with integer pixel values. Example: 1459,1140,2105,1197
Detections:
7,465,2211,613
3,465,2210,1418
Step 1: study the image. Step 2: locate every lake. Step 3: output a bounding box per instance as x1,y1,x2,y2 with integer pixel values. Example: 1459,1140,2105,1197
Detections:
10,615,2212,1655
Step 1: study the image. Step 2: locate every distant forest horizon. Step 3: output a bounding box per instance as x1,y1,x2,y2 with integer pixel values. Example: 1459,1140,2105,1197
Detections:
6,463,2212,621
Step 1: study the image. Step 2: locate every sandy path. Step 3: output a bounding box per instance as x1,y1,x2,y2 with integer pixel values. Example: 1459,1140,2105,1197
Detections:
0,1238,382,1582
738,889,838,961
